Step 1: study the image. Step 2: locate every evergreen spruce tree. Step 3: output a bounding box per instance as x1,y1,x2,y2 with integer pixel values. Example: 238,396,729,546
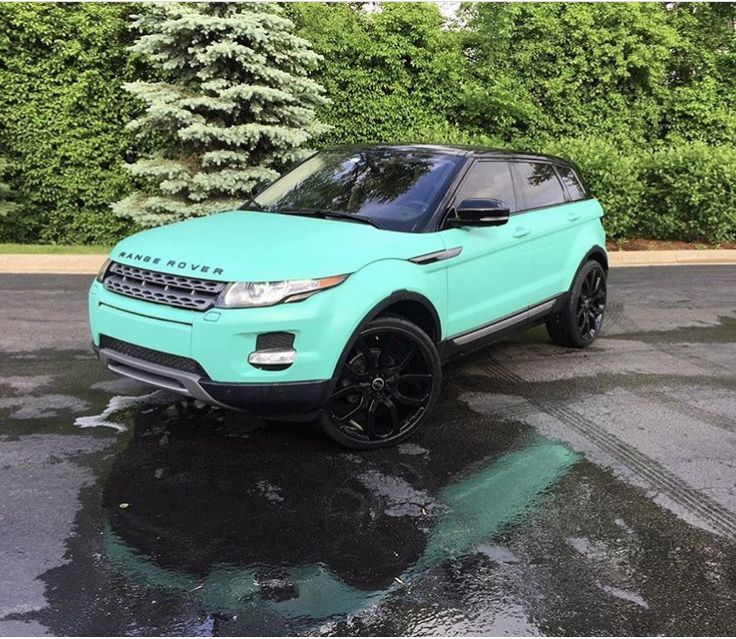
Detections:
0,156,19,218
113,3,328,227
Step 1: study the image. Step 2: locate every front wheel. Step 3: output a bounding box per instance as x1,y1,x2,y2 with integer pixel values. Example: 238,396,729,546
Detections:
546,260,607,348
319,317,442,449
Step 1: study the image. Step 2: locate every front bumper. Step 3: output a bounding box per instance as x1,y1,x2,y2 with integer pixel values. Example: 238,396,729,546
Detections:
96,345,332,416
88,278,354,415
88,280,352,385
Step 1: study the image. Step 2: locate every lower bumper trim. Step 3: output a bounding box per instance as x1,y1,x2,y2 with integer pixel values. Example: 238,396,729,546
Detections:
96,347,332,416
200,379,332,415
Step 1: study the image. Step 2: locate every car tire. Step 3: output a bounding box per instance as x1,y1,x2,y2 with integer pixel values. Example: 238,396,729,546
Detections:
319,316,442,450
546,260,607,348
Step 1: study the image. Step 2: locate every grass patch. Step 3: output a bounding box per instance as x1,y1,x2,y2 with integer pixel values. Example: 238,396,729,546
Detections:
0,243,110,254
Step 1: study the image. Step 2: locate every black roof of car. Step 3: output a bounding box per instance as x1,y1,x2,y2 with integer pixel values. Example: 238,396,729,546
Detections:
325,143,578,168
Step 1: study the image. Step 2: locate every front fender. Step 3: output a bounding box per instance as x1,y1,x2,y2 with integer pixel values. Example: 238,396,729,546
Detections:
189,257,447,384
309,257,449,381
339,258,447,336
322,258,447,376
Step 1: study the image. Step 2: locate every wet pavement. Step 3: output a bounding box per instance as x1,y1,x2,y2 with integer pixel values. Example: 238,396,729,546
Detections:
1,266,736,636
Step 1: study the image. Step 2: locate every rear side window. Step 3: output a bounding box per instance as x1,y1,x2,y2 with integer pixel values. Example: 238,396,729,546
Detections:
557,165,587,201
513,162,566,210
453,161,516,211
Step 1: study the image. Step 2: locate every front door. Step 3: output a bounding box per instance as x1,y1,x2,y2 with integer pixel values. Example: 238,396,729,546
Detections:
440,160,538,338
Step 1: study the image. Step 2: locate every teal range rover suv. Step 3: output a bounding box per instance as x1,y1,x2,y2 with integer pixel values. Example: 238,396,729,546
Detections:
89,145,607,449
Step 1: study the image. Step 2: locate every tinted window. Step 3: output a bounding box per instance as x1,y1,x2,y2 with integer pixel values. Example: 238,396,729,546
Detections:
251,149,464,232
513,162,566,210
557,165,587,200
454,161,516,211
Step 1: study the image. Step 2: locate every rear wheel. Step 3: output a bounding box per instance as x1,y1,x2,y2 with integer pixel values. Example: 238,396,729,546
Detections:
546,260,607,348
319,317,441,449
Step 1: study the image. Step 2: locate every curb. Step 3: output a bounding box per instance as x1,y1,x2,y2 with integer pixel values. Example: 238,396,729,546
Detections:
1,250,736,274
607,249,736,267
0,254,108,274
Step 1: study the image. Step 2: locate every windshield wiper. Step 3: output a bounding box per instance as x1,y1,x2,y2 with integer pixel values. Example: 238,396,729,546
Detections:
318,210,384,229
274,207,384,229
238,199,266,211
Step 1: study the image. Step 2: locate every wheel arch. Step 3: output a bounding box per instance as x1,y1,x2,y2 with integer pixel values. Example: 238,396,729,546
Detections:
585,245,609,273
329,290,442,380
567,245,608,293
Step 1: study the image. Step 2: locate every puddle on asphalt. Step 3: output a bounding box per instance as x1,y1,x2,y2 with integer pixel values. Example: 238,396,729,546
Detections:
63,403,577,634
2,347,736,635
0,356,130,438
1,377,731,636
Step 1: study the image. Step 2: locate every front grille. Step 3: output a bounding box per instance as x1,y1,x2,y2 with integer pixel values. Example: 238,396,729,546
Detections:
102,262,226,311
99,335,210,378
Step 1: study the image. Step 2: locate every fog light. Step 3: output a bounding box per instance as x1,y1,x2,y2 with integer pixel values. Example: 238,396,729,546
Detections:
248,349,297,366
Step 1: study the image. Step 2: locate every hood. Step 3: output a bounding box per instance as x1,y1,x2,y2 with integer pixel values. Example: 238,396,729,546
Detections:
111,210,445,282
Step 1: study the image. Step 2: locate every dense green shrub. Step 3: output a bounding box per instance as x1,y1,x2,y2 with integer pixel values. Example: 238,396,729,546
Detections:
0,2,735,244
638,142,736,243
462,3,680,146
663,3,736,145
0,155,19,218
0,3,140,244
288,3,468,144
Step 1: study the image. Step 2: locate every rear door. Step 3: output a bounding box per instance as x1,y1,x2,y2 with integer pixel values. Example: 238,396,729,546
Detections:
509,160,580,303
439,160,538,338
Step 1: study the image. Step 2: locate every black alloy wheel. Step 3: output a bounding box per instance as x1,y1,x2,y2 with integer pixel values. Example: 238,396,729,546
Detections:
319,317,441,449
576,264,607,341
547,260,607,348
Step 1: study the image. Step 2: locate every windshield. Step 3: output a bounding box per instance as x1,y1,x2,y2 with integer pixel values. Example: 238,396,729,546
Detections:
249,149,464,232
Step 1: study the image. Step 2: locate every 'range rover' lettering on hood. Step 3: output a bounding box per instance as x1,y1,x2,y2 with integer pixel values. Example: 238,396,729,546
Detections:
116,252,225,276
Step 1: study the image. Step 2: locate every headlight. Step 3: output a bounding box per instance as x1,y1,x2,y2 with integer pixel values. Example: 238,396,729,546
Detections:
215,274,347,308
96,258,111,282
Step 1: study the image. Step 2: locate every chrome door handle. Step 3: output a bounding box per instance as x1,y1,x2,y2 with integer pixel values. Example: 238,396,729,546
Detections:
512,226,531,238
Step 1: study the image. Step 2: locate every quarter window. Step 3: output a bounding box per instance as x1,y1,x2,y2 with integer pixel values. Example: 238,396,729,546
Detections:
453,161,516,211
557,165,587,201
513,162,567,210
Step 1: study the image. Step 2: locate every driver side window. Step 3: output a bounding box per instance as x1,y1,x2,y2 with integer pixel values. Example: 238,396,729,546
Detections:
454,161,517,212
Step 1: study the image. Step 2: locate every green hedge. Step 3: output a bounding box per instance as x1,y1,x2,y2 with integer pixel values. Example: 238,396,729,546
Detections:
287,3,468,145
0,3,140,244
0,2,735,245
542,138,736,243
640,142,736,243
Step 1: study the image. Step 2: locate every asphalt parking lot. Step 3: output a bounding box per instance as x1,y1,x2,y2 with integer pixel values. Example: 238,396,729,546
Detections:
1,266,736,636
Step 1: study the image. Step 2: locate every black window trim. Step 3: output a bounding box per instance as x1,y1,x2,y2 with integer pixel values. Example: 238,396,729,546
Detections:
552,164,573,203
430,155,475,231
433,155,595,231
250,147,593,234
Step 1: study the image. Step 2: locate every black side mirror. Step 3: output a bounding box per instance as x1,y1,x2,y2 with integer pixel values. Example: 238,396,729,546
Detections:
447,198,511,228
